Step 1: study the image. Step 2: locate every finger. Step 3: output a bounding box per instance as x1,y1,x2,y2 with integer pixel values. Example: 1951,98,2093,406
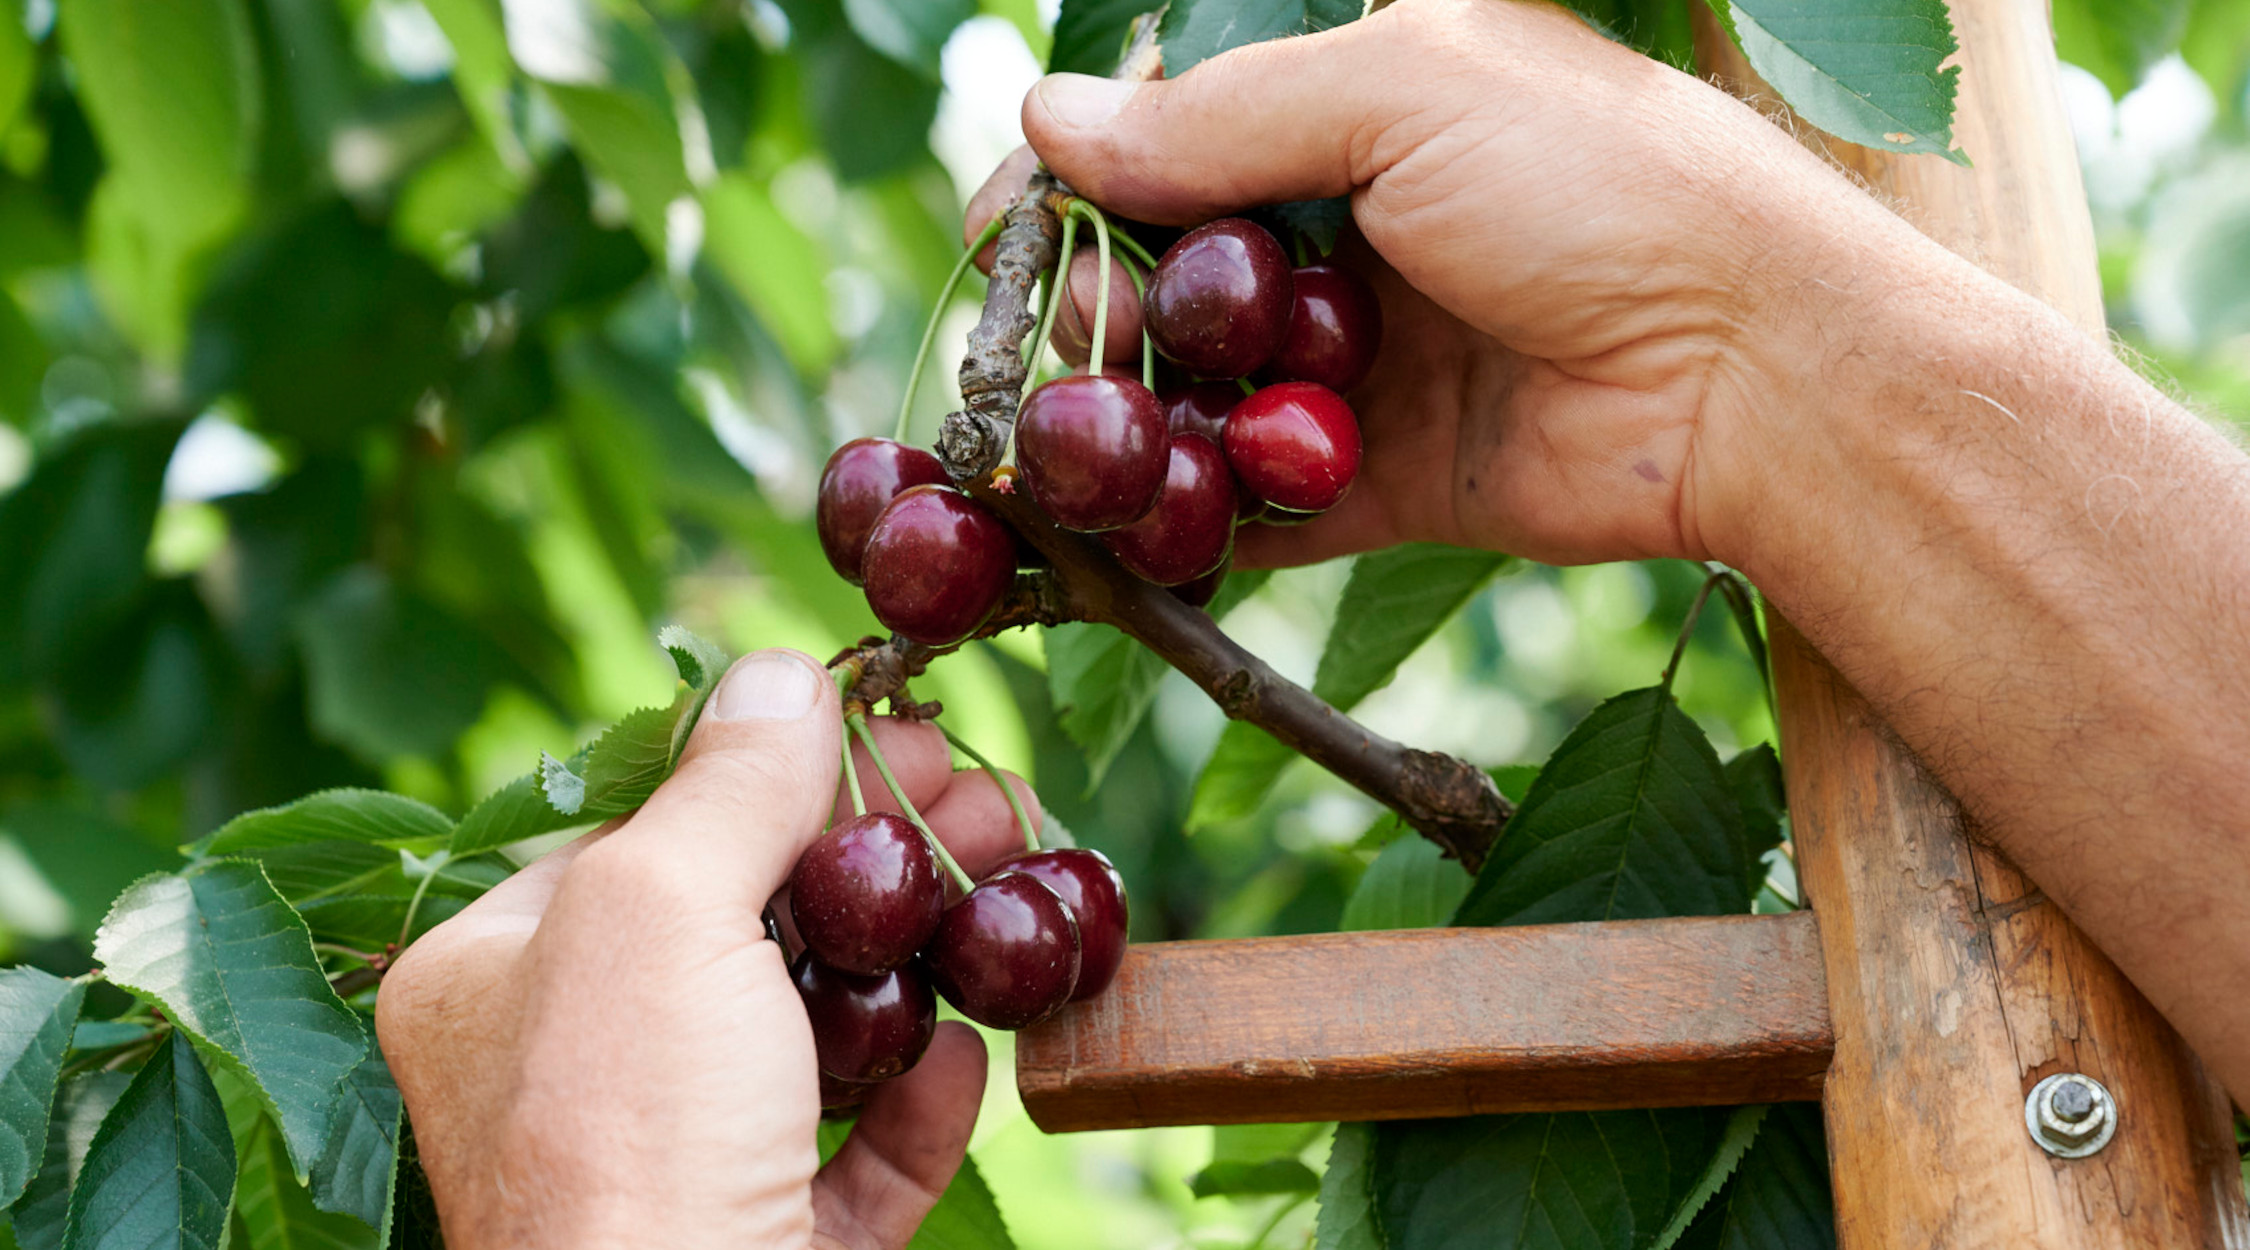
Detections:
1051,248,1143,368
1232,489,1404,569
965,145,1040,272
922,766,1044,880
569,649,843,930
1021,3,1478,226
811,1023,988,1250
836,717,953,825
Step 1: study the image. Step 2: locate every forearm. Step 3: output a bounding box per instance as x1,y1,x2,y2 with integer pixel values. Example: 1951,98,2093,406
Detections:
1724,241,2250,1096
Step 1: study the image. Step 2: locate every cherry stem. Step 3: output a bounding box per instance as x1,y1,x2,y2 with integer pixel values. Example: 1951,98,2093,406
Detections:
1105,225,1159,272
896,217,1006,443
1026,211,1078,384
847,712,975,894
1068,199,1115,378
840,734,868,819
940,725,1038,853
1235,376,1256,398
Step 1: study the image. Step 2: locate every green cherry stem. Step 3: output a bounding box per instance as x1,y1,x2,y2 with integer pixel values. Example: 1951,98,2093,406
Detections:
1235,376,1257,398
897,216,1006,443
1104,223,1160,271
940,724,1039,853
1008,209,1077,466
848,712,975,894
841,733,868,818
1068,200,1116,379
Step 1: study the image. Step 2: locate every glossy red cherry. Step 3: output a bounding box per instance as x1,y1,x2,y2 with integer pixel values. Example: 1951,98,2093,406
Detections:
1101,433,1236,586
1224,382,1362,514
861,486,1015,645
1016,375,1169,532
1170,560,1228,608
820,1071,872,1112
816,438,950,585
921,871,1082,1030
789,813,945,976
1000,848,1129,1002
1270,264,1383,393
1144,219,1294,378
1160,381,1238,444
792,954,937,1084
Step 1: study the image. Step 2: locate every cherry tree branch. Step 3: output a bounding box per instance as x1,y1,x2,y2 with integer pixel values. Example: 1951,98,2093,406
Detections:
853,15,1513,872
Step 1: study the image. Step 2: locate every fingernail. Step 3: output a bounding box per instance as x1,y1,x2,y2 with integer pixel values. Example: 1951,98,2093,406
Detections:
1036,73,1132,129
709,651,823,722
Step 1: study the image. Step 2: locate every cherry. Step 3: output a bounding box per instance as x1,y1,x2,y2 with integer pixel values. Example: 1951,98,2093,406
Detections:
1144,219,1294,378
1000,848,1129,1002
921,871,1082,1030
816,439,950,585
861,486,1016,645
1101,433,1236,586
1160,381,1239,445
789,812,945,976
1269,264,1383,393
792,954,937,1084
1224,382,1362,514
821,1071,872,1112
1016,375,1169,532
1171,560,1228,608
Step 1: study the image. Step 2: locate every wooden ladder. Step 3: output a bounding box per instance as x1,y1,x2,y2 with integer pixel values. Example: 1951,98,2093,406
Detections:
1015,2,2250,1243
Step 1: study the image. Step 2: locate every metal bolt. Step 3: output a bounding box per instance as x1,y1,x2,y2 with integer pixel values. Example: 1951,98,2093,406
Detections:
2025,1073,2116,1158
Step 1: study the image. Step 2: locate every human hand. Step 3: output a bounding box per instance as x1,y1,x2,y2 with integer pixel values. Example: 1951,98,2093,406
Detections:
376,650,1040,1249
970,0,1949,572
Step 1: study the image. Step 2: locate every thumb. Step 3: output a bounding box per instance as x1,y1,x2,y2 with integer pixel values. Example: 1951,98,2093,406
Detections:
1020,4,1440,226
602,648,843,909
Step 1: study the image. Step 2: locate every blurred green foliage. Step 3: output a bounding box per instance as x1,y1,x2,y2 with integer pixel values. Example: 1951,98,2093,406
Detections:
0,0,2242,1244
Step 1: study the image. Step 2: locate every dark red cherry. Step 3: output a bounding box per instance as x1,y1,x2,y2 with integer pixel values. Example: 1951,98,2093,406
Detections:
1270,264,1383,393
1160,381,1238,444
921,871,1081,1030
1145,219,1294,377
1224,381,1362,514
792,954,937,1084
820,1071,873,1112
789,813,945,976
816,439,950,585
1016,375,1169,532
1170,560,1228,608
999,848,1128,1002
861,486,1015,645
1101,433,1236,586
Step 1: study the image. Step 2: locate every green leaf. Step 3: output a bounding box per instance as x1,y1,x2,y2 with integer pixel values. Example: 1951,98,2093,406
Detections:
905,1153,1014,1249
1314,1123,1381,1250
60,1035,234,1250
1050,0,1151,74
222,844,402,908
0,420,183,689
233,1117,377,1250
1157,0,1361,75
293,567,519,762
1672,1105,1833,1250
1340,837,1468,932
1650,1105,1768,1250
1370,1108,1734,1250
701,172,837,377
93,865,369,1176
0,805,174,942
0,972,84,1207
657,626,729,693
1561,0,1697,65
305,1047,397,1236
1265,197,1352,256
1716,0,1964,164
2053,0,2192,96
1724,745,1785,896
0,1,32,153
567,694,702,816
1454,687,1751,927
843,0,975,78
56,0,257,248
1189,1159,1320,1200
450,772,588,856
797,16,941,182
198,792,452,858
8,1075,129,1250
1192,546,1507,827
1045,623,1170,792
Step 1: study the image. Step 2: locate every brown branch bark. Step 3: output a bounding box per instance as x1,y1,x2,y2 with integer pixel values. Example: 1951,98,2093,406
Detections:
859,13,1513,871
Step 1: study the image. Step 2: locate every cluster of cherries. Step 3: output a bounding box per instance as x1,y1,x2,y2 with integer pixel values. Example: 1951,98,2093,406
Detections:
785,807,1128,1109
815,214,1382,646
